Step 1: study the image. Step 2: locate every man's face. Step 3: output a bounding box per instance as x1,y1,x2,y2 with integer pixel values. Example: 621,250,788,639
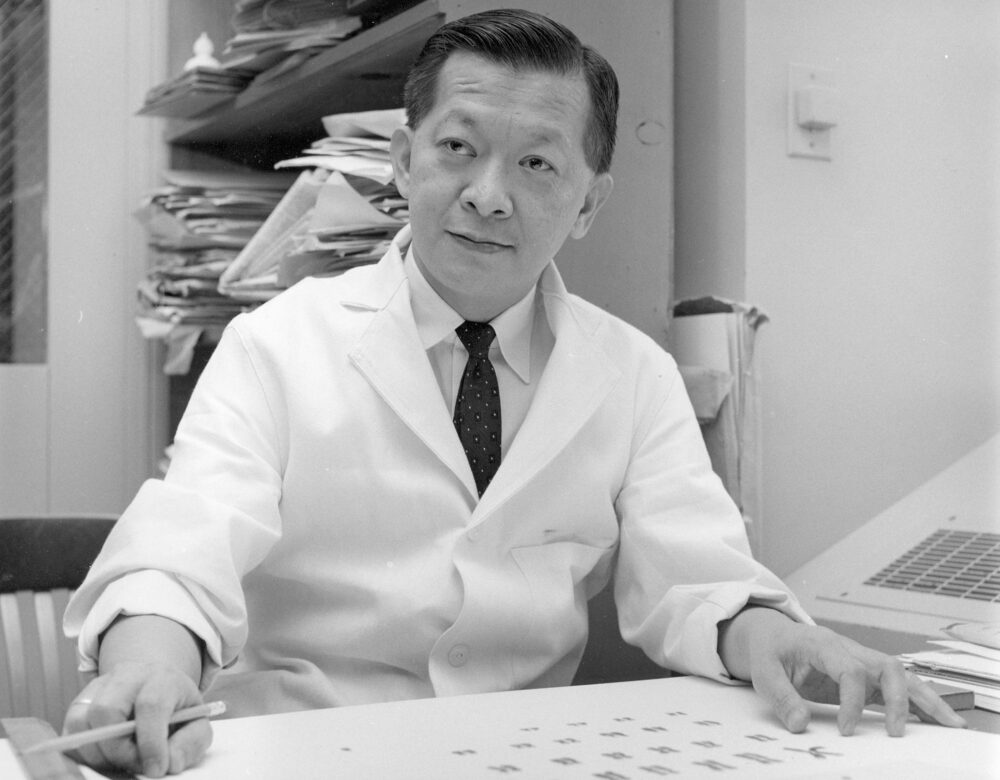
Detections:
391,52,613,322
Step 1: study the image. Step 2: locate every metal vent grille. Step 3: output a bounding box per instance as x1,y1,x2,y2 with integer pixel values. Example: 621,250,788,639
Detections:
864,529,1000,602
0,0,47,364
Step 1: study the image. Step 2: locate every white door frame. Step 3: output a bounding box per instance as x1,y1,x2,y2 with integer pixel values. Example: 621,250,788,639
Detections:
1,1,169,515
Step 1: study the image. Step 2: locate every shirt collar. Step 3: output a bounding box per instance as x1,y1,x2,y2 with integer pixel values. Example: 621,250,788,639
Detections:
403,248,535,383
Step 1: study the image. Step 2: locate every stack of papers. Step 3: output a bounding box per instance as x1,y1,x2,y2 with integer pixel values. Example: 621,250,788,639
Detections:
232,0,355,33
137,248,243,329
139,170,298,250
135,169,298,373
136,0,366,120
137,65,257,119
901,640,1000,713
223,1,363,80
219,108,408,300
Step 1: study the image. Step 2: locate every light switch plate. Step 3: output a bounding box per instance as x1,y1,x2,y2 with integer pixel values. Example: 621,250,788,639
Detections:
787,63,836,160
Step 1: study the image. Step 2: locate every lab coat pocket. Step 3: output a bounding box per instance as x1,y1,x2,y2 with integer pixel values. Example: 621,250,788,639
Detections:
511,541,614,658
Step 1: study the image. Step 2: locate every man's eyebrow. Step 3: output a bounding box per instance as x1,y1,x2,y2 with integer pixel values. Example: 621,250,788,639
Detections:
435,110,478,129
524,129,568,147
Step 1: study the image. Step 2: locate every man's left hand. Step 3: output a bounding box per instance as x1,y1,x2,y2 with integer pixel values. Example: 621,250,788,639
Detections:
718,606,968,736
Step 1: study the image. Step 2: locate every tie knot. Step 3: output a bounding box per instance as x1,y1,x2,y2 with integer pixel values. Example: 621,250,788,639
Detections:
456,321,496,359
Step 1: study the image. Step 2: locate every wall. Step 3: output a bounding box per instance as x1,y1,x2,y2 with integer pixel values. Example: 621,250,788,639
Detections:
675,0,999,575
674,1,746,300
48,1,171,513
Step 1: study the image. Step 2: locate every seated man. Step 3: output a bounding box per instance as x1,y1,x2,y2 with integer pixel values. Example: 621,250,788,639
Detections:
63,8,965,777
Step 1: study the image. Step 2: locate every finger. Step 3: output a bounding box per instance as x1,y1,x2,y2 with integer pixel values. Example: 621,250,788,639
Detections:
79,669,156,772
62,692,97,732
166,717,214,775
835,664,868,736
62,691,107,770
876,661,910,737
132,681,189,777
753,656,811,733
798,635,906,736
906,676,968,729
71,687,135,771
87,668,188,776
62,689,99,735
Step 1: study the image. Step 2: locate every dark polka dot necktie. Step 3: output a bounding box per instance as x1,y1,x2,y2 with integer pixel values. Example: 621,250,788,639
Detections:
453,321,501,497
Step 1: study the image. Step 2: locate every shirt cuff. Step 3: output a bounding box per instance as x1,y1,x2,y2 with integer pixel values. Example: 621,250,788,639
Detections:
73,569,225,691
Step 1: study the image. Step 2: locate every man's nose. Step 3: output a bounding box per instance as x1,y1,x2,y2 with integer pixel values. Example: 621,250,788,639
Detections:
461,162,513,218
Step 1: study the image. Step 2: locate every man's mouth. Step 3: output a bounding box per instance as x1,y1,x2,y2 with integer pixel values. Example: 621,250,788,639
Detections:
448,231,512,253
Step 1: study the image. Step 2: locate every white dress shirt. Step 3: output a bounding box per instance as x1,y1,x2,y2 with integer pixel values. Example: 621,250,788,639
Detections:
403,247,554,458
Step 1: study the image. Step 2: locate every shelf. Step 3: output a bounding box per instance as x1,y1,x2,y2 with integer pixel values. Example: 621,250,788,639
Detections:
165,0,444,167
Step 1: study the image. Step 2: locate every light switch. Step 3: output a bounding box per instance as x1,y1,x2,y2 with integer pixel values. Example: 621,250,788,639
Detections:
787,64,837,160
795,83,838,131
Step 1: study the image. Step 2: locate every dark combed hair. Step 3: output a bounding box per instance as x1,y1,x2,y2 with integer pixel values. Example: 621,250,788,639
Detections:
403,8,619,174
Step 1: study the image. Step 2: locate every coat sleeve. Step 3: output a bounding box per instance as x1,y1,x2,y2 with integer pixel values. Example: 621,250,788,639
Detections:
611,358,813,683
64,320,286,686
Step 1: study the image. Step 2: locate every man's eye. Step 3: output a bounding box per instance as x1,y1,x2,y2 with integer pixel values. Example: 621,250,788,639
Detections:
523,156,553,172
442,139,474,156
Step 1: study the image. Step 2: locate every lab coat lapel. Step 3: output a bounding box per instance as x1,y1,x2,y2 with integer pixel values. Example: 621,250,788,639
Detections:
346,231,478,498
473,266,622,524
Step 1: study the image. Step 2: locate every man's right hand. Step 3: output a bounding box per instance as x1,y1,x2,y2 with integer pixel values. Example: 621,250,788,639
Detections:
62,615,211,777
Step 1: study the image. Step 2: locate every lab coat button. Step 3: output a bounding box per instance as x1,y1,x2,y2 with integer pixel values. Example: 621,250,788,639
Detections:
448,644,470,667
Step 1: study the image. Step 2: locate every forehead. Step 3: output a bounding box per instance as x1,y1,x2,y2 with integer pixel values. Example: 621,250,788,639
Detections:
428,52,590,147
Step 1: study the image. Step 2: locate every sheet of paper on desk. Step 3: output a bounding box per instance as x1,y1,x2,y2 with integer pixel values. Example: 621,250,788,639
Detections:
169,676,997,779
0,744,106,780
902,640,1000,713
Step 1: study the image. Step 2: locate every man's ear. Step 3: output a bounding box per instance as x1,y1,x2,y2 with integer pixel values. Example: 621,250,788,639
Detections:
390,126,415,198
569,172,614,240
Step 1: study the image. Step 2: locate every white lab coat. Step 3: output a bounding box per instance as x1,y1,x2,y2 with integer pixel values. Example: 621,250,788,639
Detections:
66,227,809,717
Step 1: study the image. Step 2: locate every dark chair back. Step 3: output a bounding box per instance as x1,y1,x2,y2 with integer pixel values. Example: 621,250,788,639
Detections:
0,515,116,724
573,580,673,686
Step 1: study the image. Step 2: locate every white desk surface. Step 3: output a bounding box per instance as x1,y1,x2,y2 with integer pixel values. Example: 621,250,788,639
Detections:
3,676,998,779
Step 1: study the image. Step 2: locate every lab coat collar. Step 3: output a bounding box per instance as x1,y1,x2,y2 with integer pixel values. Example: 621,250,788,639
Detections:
346,225,477,496
345,224,622,512
473,263,622,524
337,224,413,311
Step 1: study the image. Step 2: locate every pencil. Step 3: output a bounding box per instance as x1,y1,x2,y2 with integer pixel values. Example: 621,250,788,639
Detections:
22,701,226,755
